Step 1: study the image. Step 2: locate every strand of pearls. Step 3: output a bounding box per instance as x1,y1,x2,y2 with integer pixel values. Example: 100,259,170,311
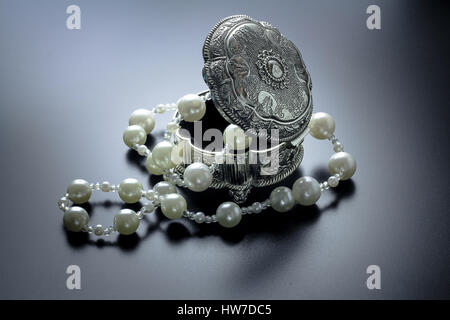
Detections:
58,139,354,235
169,112,356,228
58,178,168,236
58,95,356,236
58,176,219,237
123,102,180,157
124,93,218,192
121,95,356,229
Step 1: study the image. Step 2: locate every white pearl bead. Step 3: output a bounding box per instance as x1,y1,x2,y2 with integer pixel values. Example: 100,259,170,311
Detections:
223,124,251,150
216,202,242,228
177,94,206,122
328,152,357,180
153,181,177,197
309,112,335,140
145,153,163,175
161,193,187,219
63,206,89,232
123,125,147,148
183,162,213,192
128,109,155,134
67,179,92,204
152,141,175,169
118,178,143,203
270,186,295,212
114,209,140,235
292,176,321,206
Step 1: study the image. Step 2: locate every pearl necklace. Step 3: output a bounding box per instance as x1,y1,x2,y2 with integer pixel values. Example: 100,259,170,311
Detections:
58,93,356,236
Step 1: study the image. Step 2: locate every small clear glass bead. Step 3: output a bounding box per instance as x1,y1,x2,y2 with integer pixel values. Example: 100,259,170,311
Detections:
93,225,104,236
252,202,262,214
156,104,165,113
164,133,172,140
58,196,70,207
262,199,271,209
166,173,179,184
194,212,206,223
143,203,155,213
320,181,330,191
328,175,339,187
176,179,185,187
145,190,156,200
333,141,344,152
101,181,111,192
137,145,149,156
167,122,179,133
94,182,100,190
205,216,212,224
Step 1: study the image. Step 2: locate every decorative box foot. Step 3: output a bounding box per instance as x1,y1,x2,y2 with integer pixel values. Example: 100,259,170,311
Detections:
229,185,252,204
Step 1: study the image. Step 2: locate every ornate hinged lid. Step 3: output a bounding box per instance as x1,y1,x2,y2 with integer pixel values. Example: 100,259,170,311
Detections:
202,15,313,143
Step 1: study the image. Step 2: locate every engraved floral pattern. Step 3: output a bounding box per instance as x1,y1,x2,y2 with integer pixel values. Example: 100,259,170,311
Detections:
203,15,313,143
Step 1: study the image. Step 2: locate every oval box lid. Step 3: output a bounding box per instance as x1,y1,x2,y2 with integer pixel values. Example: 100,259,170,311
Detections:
202,15,313,143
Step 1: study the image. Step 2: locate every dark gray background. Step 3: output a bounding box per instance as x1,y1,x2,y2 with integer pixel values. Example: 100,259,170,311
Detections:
0,0,449,299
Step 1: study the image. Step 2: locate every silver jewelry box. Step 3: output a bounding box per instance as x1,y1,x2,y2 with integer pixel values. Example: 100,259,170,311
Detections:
175,15,313,203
